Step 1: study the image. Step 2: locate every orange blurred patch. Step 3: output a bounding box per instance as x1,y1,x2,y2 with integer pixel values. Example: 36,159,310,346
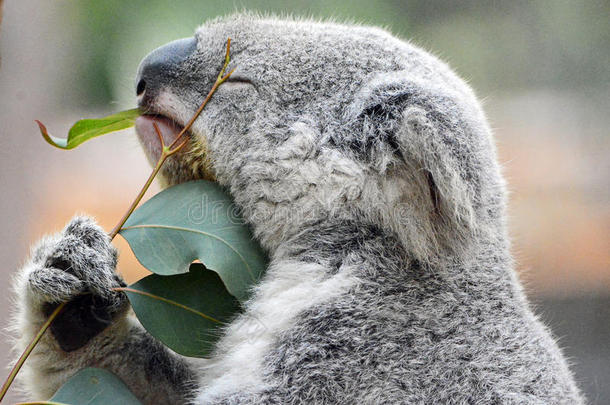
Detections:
28,176,160,285
499,130,610,294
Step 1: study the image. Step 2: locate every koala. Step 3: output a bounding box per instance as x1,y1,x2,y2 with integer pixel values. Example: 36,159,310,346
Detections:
11,14,584,404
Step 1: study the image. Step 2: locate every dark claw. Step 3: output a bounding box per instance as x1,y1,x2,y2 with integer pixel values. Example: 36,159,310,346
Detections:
44,292,127,352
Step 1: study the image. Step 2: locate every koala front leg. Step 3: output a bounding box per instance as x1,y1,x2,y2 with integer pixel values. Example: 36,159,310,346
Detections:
11,216,197,404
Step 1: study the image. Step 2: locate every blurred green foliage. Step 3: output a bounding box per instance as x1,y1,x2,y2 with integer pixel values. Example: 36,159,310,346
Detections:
67,0,609,107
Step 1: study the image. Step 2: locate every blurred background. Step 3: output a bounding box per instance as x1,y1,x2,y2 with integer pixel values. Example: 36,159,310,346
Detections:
0,0,608,403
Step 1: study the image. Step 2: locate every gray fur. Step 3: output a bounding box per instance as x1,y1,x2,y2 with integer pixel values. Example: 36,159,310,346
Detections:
11,13,583,404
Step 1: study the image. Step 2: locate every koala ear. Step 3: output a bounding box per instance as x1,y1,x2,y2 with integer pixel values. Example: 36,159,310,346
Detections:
346,72,489,256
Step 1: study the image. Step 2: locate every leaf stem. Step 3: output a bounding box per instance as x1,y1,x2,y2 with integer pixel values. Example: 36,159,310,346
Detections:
0,37,235,403
113,287,224,324
0,302,67,403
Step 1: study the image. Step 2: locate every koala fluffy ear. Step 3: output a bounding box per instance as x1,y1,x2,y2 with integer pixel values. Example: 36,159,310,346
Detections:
345,72,490,257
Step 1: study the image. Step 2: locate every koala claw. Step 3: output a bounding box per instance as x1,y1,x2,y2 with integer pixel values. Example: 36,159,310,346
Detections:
23,216,128,351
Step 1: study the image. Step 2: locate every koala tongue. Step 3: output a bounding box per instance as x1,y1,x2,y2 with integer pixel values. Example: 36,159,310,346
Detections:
135,115,184,162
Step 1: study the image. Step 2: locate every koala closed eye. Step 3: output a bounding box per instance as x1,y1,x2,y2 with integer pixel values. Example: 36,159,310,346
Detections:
223,74,256,90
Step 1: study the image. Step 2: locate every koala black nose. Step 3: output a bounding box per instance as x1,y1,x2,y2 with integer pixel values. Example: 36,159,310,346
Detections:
135,37,197,97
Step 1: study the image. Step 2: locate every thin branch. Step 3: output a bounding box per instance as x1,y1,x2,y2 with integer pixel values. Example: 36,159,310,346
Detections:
109,37,235,238
152,122,165,148
0,303,67,403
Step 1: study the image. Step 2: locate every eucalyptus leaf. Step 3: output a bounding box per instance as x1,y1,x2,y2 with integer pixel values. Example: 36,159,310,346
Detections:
36,108,141,150
120,180,267,302
124,264,240,358
50,368,141,405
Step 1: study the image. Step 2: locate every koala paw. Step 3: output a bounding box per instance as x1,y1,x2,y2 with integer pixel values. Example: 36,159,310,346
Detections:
22,216,128,351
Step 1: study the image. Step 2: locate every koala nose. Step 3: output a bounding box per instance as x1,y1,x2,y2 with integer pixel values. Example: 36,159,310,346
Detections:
135,37,197,96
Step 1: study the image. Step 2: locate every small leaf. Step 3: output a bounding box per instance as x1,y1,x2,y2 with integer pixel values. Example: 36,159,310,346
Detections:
49,368,141,404
120,180,267,302
123,264,240,358
37,108,141,150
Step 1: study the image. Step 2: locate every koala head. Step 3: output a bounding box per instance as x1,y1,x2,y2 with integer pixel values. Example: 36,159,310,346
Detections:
134,14,505,262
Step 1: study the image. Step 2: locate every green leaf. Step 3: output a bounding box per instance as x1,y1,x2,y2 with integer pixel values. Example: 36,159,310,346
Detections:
123,264,240,358
120,180,267,302
36,108,141,150
49,368,141,404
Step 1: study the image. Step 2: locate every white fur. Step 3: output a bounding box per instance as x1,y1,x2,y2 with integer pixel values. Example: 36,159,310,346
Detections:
196,259,358,402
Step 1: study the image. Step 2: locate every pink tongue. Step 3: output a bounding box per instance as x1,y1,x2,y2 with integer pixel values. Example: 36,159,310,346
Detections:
135,115,184,160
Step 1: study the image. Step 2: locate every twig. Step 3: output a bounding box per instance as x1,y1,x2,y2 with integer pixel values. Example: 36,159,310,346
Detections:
0,303,67,402
108,37,235,239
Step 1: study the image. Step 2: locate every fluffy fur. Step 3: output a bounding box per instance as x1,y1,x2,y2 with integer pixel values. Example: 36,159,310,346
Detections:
11,14,583,404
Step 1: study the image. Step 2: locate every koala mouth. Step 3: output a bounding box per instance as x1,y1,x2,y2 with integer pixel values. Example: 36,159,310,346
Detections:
135,113,216,185
135,114,186,163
